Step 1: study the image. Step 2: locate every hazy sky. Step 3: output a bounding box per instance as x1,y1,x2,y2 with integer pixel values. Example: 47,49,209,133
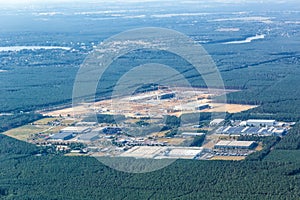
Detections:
0,0,297,4
0,0,297,9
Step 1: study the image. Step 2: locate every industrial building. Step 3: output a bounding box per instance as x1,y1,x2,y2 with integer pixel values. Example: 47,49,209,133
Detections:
51,132,74,140
214,140,256,149
60,126,91,134
162,147,203,159
195,104,210,111
78,132,100,141
75,122,98,126
120,146,167,159
158,92,175,100
91,127,105,133
103,127,122,134
215,125,287,136
246,119,276,127
210,119,225,126
182,132,205,137
119,146,204,159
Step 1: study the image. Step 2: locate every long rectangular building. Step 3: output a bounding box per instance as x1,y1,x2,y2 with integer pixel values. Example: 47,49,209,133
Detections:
60,126,91,134
78,132,99,141
246,120,276,127
214,140,256,149
51,132,74,140
216,125,286,136
119,146,203,159
182,132,205,137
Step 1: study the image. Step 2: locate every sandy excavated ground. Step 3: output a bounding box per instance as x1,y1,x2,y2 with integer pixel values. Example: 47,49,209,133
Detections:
209,103,257,113
41,88,256,118
210,156,246,161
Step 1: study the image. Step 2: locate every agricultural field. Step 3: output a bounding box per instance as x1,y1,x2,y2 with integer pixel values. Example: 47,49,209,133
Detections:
3,125,46,141
3,123,66,141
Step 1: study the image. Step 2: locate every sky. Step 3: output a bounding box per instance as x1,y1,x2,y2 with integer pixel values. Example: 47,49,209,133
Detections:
0,0,297,4
0,0,297,9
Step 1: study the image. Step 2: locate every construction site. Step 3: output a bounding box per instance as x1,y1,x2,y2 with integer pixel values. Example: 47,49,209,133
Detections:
44,87,256,118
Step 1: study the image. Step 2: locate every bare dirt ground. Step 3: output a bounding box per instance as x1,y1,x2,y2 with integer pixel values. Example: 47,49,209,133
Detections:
208,103,257,113
41,105,92,117
156,138,186,145
41,88,256,118
255,142,264,151
210,156,246,161
151,131,169,137
202,134,221,148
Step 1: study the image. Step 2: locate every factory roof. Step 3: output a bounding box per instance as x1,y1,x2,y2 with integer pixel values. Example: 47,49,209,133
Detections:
182,132,205,137
215,140,231,146
75,122,98,126
119,146,203,159
210,118,225,125
78,132,99,141
246,119,276,123
228,141,255,147
167,147,203,159
51,132,73,140
215,140,255,148
120,146,166,159
91,127,105,132
60,126,90,133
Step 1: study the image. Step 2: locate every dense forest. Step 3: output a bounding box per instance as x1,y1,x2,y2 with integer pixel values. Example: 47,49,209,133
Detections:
0,112,43,132
1,48,300,121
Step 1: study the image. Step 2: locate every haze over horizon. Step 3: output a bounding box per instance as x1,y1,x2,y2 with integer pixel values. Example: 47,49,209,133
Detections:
0,0,298,5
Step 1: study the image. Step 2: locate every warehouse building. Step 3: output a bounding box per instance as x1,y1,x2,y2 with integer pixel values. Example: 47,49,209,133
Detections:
210,119,225,126
158,92,175,100
163,147,203,159
78,132,100,141
214,140,256,149
120,146,203,159
216,126,246,135
182,132,205,137
195,104,210,111
51,132,74,140
214,140,231,148
75,122,98,126
215,125,286,136
60,126,91,134
91,127,105,134
246,119,276,127
120,146,166,159
103,127,122,134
